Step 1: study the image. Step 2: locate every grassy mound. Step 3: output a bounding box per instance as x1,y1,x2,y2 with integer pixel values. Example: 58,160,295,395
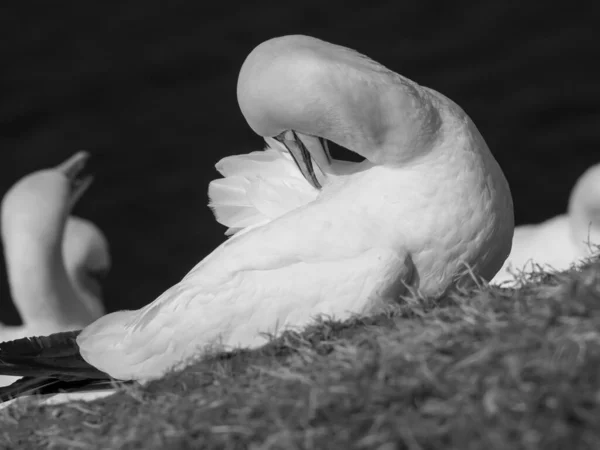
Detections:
2,260,600,449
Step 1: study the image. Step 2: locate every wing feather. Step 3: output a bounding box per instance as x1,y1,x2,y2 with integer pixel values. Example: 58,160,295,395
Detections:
208,145,318,235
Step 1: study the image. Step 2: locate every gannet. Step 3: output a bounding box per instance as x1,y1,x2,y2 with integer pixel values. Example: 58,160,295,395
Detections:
492,163,600,286
0,152,109,386
0,35,514,400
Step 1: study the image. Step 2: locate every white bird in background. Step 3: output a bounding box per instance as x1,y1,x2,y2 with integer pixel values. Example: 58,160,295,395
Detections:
492,163,600,286
0,35,513,401
0,152,110,385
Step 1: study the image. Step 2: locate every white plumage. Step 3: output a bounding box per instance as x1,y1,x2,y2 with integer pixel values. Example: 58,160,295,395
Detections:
208,145,318,236
71,35,513,382
62,216,110,319
0,35,514,392
492,163,600,286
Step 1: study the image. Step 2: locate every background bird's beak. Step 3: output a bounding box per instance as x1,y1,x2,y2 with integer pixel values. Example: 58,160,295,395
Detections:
56,151,94,207
272,131,330,190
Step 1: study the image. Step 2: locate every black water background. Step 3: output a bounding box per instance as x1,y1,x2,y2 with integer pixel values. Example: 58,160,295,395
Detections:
1,2,598,324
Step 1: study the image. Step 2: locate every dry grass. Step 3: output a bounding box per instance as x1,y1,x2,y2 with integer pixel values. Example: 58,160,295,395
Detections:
2,259,600,449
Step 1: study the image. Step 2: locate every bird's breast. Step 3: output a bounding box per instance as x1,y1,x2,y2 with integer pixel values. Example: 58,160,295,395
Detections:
326,149,513,295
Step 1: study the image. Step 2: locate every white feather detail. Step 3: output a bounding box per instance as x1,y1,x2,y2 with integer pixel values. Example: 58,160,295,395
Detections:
208,145,318,235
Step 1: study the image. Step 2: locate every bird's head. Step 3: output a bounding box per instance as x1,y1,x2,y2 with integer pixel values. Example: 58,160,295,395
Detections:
1,151,94,250
237,35,443,189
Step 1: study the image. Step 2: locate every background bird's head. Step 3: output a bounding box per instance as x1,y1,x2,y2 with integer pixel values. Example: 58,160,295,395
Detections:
1,151,93,251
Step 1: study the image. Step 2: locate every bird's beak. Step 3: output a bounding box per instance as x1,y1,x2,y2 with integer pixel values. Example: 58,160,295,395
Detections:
272,131,331,190
56,151,94,207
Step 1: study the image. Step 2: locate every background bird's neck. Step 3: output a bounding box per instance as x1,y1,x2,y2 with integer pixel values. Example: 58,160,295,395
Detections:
4,237,94,332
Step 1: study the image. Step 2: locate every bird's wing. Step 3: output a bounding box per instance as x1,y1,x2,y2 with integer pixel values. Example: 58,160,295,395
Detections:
74,242,414,382
0,189,415,390
208,146,318,235
0,215,415,389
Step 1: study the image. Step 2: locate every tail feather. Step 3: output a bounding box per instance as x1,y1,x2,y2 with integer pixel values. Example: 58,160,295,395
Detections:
0,330,80,357
0,376,122,403
0,330,119,404
0,376,67,402
0,330,109,380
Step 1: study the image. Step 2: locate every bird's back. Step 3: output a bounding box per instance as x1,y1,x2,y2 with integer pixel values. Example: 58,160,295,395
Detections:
492,215,580,285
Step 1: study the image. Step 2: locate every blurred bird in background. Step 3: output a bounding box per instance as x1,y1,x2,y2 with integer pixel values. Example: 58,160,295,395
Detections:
492,163,600,286
0,151,109,385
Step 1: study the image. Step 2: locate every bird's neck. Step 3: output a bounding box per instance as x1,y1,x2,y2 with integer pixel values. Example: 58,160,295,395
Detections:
4,236,92,332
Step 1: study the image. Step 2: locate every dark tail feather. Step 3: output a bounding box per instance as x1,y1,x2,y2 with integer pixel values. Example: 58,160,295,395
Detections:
0,330,130,403
0,330,108,379
0,376,61,402
0,376,127,403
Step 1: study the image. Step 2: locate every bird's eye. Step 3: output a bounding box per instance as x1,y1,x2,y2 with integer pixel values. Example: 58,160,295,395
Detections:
326,139,365,163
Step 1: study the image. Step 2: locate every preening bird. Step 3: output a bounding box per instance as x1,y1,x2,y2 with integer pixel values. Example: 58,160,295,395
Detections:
0,35,513,403
492,163,600,286
0,152,109,386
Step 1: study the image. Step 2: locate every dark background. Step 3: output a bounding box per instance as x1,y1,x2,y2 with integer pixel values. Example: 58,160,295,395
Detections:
1,1,598,324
